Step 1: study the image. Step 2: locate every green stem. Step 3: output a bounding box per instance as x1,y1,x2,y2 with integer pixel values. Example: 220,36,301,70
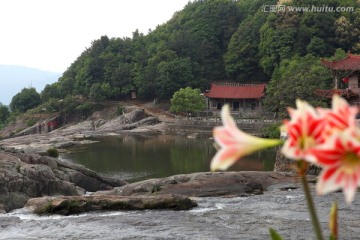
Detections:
301,174,324,240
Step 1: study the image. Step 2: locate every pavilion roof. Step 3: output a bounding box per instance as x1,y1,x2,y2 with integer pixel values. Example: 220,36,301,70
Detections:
204,83,266,99
321,54,360,71
314,89,358,99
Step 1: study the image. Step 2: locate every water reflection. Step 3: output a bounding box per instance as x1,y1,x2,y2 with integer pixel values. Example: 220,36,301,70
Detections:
62,135,276,182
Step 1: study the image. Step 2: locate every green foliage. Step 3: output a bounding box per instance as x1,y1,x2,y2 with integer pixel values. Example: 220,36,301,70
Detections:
151,184,162,193
224,11,268,81
264,54,332,117
329,48,347,61
116,106,124,116
26,118,37,127
170,87,205,113
89,83,106,101
61,96,80,114
269,228,284,240
46,98,62,112
335,11,360,52
41,83,61,102
0,105,10,124
32,0,359,110
306,37,328,56
75,102,94,118
10,88,41,113
262,123,281,139
35,201,54,215
46,148,59,158
15,163,21,173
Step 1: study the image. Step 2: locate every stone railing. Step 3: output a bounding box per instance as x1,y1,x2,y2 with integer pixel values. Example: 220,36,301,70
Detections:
174,116,280,126
169,116,280,136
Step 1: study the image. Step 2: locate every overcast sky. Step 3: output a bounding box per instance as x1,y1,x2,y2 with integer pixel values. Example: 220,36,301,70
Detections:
0,0,190,73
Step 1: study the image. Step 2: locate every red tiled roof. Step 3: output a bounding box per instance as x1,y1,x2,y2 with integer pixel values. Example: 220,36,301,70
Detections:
314,89,358,99
321,54,360,70
204,84,266,99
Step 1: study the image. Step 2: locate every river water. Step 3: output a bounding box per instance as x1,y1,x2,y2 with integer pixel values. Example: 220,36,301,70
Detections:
1,183,360,239
60,134,276,182
3,135,359,239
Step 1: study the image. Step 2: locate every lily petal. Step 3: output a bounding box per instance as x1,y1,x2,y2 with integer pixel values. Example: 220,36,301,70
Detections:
312,130,360,203
210,105,281,171
210,145,244,171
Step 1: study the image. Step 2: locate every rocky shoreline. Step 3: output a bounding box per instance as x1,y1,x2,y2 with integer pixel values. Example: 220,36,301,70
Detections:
1,147,360,239
0,147,299,214
0,150,127,213
0,108,359,238
0,108,167,155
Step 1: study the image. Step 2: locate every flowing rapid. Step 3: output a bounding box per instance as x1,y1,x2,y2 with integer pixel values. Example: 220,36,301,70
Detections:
1,183,359,239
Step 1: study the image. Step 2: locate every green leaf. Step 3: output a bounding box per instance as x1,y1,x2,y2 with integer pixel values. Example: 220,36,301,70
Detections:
269,228,284,240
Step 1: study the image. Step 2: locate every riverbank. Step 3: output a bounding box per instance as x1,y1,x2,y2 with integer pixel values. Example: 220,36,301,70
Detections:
0,147,288,213
1,181,360,239
0,149,359,239
0,108,170,154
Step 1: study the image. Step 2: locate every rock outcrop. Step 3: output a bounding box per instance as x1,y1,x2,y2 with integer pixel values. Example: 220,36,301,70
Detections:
98,109,159,131
96,171,297,198
274,150,321,175
0,151,127,212
25,194,197,215
0,107,163,154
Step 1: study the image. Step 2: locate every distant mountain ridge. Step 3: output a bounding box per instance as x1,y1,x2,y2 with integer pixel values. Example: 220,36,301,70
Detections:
0,65,61,105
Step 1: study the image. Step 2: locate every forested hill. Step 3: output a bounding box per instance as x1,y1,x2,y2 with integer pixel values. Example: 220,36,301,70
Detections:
41,0,359,112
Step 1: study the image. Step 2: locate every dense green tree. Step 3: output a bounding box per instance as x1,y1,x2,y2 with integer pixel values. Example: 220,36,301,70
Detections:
36,0,360,109
264,54,332,117
10,88,41,113
166,0,243,80
259,13,299,76
57,66,76,98
41,83,61,102
335,12,360,52
224,11,268,81
89,83,112,101
0,105,10,123
306,37,328,56
156,57,204,99
329,48,347,61
170,87,206,113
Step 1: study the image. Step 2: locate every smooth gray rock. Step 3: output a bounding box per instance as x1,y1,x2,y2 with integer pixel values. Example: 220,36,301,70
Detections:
0,151,127,212
97,171,297,198
25,194,197,215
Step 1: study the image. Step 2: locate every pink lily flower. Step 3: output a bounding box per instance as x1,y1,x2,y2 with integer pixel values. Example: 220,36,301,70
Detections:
309,130,360,203
281,99,326,163
211,105,281,171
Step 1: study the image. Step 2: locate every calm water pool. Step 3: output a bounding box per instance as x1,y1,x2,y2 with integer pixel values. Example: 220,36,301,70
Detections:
61,134,277,182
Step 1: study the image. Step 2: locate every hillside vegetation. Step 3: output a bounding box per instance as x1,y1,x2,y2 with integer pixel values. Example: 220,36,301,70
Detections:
6,0,360,123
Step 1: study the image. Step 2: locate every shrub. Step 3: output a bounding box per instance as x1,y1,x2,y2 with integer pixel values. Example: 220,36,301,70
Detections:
46,148,59,158
116,106,124,116
26,118,37,127
262,123,281,139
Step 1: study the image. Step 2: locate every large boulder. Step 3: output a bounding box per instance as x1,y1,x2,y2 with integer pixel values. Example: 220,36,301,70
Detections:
126,109,147,123
0,151,127,212
25,194,197,215
97,171,297,198
98,109,158,131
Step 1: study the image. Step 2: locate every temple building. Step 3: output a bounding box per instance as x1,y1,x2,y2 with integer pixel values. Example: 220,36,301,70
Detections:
204,83,266,117
316,54,360,105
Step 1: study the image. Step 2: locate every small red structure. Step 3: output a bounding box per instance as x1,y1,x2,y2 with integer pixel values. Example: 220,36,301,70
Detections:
317,54,360,104
204,83,266,113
